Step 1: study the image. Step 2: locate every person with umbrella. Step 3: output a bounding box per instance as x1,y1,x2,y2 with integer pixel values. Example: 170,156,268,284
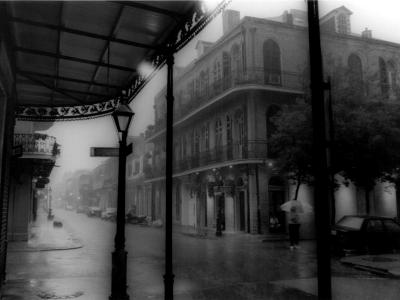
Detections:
280,199,313,250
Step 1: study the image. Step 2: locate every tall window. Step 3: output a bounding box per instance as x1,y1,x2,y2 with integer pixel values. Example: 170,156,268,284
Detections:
231,44,242,83
205,123,209,152
222,52,231,89
226,115,233,146
379,57,389,97
200,70,208,99
387,60,397,92
215,118,223,148
194,129,200,157
266,105,281,158
348,54,363,95
226,115,233,159
181,135,186,159
234,110,245,157
263,40,281,85
213,60,222,92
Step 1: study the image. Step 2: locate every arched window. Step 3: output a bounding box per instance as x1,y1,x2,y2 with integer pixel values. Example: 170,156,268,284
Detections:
266,105,281,158
222,52,231,89
348,54,363,95
379,57,389,96
263,40,281,85
231,44,242,83
337,14,347,34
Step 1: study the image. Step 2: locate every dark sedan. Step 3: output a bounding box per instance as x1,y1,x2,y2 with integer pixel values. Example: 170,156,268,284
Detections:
331,215,400,255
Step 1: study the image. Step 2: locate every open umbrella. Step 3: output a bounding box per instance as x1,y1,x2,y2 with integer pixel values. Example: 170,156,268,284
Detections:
280,199,313,214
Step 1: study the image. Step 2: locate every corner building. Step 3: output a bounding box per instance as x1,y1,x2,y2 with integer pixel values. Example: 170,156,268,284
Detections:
145,6,400,235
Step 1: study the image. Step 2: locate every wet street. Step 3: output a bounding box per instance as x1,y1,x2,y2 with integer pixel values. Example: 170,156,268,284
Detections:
4,209,376,300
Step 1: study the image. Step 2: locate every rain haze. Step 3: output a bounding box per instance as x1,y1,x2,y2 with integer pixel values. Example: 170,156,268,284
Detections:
5,0,400,299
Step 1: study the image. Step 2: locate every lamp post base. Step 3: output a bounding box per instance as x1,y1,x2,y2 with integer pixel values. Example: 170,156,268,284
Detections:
109,249,129,300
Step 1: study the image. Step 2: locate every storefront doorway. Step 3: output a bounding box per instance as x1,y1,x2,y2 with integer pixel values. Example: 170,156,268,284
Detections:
268,177,286,233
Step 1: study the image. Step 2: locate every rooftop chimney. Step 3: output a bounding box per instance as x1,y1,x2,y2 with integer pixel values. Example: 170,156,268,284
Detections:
361,28,372,38
222,9,240,35
283,10,293,25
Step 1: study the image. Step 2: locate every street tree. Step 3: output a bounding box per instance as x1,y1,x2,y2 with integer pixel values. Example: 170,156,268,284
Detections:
269,102,313,201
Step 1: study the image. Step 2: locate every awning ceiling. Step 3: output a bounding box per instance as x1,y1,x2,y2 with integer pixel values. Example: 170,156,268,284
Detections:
5,1,229,121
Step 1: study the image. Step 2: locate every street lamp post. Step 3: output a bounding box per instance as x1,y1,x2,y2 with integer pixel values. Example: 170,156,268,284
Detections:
110,100,134,300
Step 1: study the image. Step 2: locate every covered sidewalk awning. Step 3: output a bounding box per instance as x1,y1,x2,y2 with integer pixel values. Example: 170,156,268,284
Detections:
4,1,230,121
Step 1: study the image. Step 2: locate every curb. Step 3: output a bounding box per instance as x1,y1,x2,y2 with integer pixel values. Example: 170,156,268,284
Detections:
9,244,83,252
341,261,400,278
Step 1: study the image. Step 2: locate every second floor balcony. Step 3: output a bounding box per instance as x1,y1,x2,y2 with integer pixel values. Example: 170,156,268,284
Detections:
146,140,268,179
153,68,304,133
14,133,60,160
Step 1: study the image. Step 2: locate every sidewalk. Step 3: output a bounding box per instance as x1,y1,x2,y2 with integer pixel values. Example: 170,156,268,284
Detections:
272,276,400,300
341,253,400,277
7,211,82,252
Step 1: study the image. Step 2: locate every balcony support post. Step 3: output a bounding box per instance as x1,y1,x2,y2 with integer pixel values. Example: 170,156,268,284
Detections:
164,47,175,300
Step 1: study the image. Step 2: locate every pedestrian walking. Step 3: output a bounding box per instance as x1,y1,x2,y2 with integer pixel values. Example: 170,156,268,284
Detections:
288,205,301,250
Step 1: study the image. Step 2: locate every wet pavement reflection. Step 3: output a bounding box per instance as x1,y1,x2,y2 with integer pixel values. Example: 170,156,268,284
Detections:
3,209,373,299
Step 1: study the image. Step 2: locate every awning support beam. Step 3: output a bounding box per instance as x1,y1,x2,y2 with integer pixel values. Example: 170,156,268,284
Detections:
15,47,136,73
10,16,159,50
17,70,122,89
20,73,85,104
86,6,125,102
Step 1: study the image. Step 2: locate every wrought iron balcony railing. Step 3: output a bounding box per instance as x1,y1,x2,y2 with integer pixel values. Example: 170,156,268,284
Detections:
14,133,59,157
145,140,268,179
151,68,304,133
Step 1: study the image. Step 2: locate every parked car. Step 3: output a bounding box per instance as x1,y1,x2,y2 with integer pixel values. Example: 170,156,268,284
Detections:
87,206,102,217
331,215,400,255
76,205,87,214
65,204,74,211
101,208,117,221
126,209,148,225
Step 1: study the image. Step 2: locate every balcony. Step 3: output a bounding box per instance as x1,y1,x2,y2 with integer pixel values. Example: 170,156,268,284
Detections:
151,68,304,134
14,133,59,159
146,140,268,179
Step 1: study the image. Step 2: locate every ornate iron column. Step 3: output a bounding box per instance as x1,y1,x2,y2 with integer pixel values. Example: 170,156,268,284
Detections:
164,48,175,300
109,100,134,300
110,130,129,300
307,1,332,299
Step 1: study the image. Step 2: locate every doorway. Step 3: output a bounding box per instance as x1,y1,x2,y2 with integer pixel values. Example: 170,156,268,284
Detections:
268,177,286,233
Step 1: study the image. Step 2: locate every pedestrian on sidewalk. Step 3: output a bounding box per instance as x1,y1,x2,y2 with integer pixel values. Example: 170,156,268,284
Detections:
288,205,301,250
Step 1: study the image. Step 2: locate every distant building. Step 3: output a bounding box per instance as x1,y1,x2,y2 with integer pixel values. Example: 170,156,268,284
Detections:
8,121,59,241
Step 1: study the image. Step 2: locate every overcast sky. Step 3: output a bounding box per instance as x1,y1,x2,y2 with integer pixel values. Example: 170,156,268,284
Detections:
46,0,400,183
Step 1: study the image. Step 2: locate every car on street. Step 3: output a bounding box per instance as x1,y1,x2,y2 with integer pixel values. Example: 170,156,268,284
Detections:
101,208,117,221
331,215,400,255
86,206,102,217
